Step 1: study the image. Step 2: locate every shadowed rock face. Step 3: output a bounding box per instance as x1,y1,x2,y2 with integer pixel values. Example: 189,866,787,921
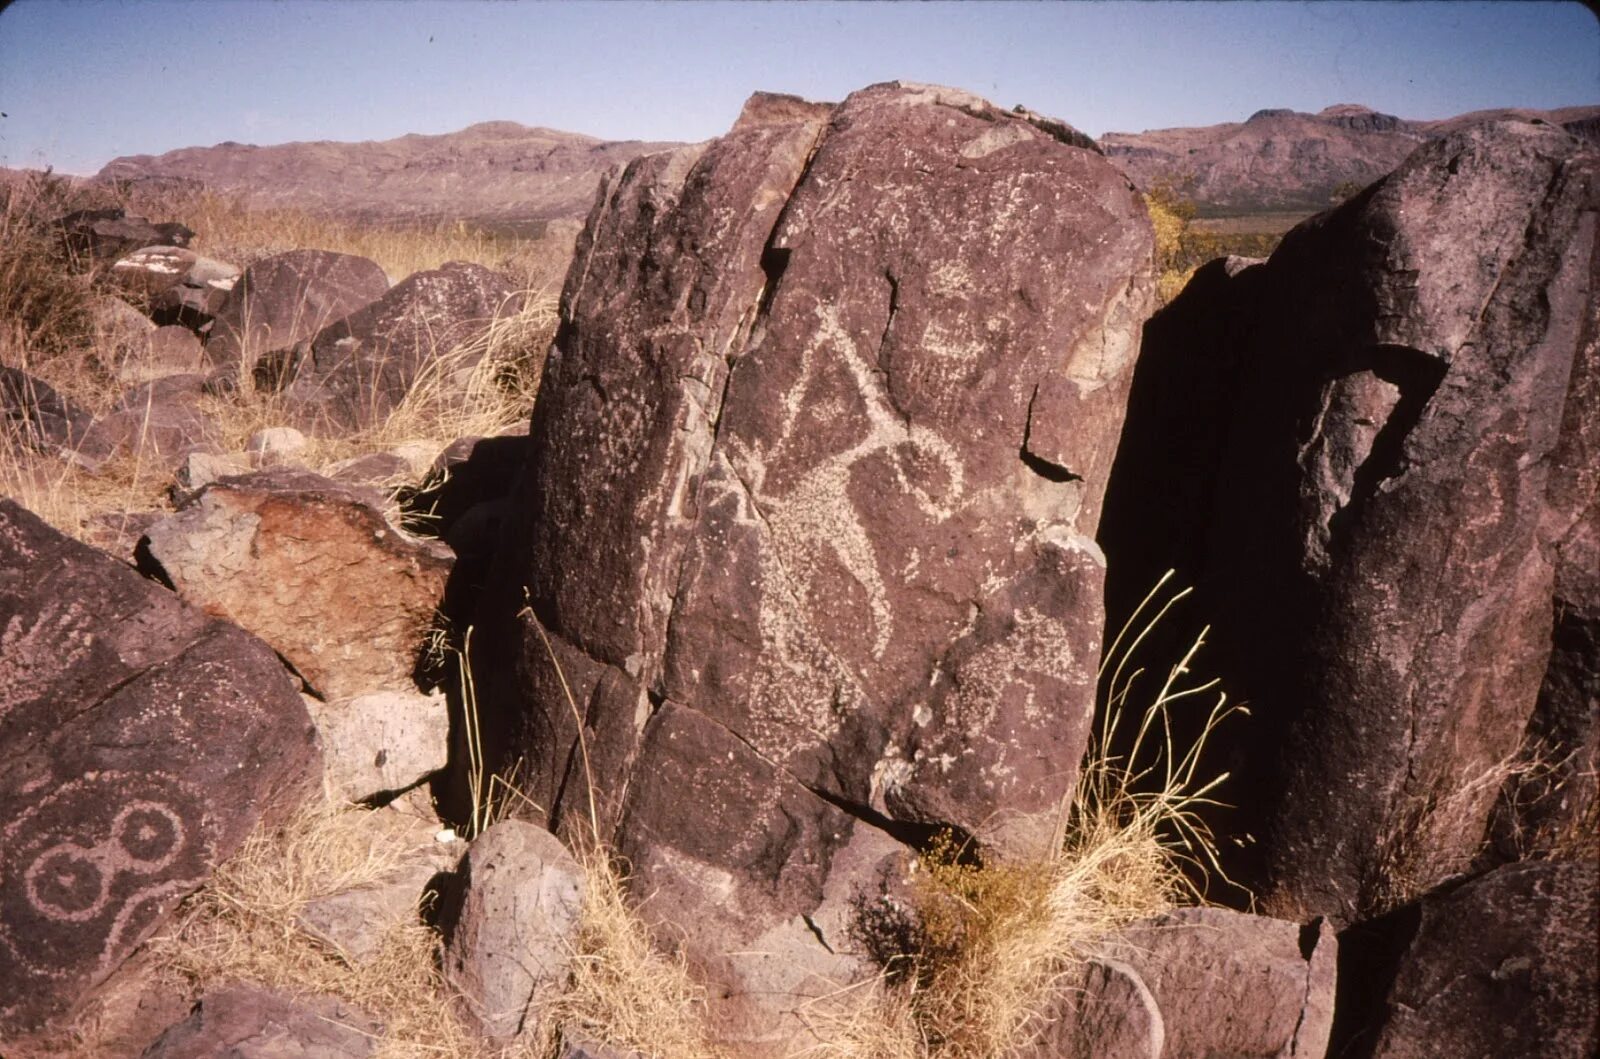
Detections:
1099,121,1598,924
1358,861,1598,1059
0,499,320,1039
474,83,1155,1036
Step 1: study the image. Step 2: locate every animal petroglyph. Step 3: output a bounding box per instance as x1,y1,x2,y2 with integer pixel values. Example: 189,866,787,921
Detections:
716,303,968,757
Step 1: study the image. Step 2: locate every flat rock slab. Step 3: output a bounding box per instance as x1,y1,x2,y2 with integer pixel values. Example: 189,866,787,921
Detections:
138,468,453,701
305,688,449,803
1104,906,1336,1059
0,499,320,1040
139,983,382,1059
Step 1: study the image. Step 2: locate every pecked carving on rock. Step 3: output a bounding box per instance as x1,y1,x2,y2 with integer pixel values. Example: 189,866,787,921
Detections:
0,498,320,1042
473,82,1156,1040
1099,120,1598,924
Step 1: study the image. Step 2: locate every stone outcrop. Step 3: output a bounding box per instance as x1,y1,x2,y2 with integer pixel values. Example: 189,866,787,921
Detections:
272,260,521,431
138,983,382,1059
1029,908,1336,1059
472,83,1155,1038
138,468,453,702
204,249,389,378
1,366,95,456
442,820,584,1040
0,499,319,1041
108,246,239,329
1098,120,1598,923
1353,860,1598,1059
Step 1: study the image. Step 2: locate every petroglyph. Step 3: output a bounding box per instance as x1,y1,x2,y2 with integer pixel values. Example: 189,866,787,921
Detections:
0,599,95,721
0,772,211,986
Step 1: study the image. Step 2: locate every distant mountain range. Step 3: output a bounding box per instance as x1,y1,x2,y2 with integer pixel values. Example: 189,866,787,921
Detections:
87,103,1600,228
96,121,681,233
1101,103,1600,216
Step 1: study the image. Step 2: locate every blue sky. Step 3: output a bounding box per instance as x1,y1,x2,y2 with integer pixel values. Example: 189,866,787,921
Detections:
1,0,1595,174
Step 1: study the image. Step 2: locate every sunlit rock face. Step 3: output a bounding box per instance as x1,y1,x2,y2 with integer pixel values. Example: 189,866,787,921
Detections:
471,82,1156,1040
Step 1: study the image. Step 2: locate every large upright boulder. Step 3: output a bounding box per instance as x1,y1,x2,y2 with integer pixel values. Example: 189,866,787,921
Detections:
473,84,1155,1039
1098,121,1598,922
273,260,521,431
0,499,320,1042
204,249,389,378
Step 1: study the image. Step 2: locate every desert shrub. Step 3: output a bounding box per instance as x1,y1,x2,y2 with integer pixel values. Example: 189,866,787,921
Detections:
0,172,103,358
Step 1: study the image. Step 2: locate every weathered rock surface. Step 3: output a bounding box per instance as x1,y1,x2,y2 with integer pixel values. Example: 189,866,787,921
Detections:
139,983,382,1059
274,260,521,431
1110,908,1336,1059
1099,120,1599,922
1360,860,1598,1059
0,499,320,1040
54,208,192,264
1029,958,1163,1059
305,688,449,802
442,819,584,1040
1,366,95,455
108,246,239,323
204,249,389,377
138,468,453,701
472,83,1155,1038
116,325,207,384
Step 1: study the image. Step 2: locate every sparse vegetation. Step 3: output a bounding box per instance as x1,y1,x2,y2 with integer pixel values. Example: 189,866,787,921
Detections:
1145,178,1291,304
0,169,558,546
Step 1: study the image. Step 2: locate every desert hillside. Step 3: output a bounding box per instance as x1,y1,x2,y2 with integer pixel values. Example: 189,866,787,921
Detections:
98,121,684,233
1100,101,1600,214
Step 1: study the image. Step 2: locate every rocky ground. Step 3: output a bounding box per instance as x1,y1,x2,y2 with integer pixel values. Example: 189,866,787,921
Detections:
1,83,1595,1059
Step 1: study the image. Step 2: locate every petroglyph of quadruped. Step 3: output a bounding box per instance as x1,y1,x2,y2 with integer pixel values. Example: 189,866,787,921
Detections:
0,498,319,1040
476,83,1156,1038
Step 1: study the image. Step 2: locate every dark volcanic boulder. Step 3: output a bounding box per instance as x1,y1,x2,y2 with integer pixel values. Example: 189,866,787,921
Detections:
1,366,95,454
54,208,193,264
0,499,320,1041
1361,860,1598,1059
1099,120,1598,923
138,468,454,701
274,260,521,431
473,83,1155,1038
204,249,389,378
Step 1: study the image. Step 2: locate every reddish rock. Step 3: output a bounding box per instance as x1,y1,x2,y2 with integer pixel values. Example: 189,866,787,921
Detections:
137,468,453,701
1364,860,1598,1059
1099,121,1598,922
204,249,389,377
0,499,319,1041
276,260,522,431
139,983,382,1059
474,83,1155,1039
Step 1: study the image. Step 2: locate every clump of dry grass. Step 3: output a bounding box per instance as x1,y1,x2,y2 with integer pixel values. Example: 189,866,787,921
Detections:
153,795,513,1059
544,844,725,1059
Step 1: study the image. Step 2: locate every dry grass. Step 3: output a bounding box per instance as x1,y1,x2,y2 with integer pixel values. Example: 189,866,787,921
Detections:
796,573,1240,1059
121,184,576,293
1,168,558,545
152,794,514,1059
